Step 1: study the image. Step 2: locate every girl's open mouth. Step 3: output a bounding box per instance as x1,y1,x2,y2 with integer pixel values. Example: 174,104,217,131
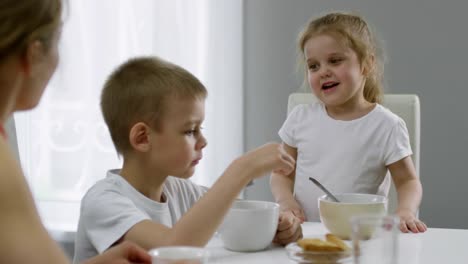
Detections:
322,82,339,90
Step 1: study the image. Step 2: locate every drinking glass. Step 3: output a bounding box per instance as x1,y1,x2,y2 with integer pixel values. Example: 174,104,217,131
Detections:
351,215,399,264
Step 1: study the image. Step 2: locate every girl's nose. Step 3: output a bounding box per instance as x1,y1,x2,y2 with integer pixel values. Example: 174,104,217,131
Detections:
319,67,332,78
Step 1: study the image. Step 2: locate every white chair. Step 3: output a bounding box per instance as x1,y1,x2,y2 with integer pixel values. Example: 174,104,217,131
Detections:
287,93,420,214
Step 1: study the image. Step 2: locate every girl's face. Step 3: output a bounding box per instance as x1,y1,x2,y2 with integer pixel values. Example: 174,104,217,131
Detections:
304,34,367,108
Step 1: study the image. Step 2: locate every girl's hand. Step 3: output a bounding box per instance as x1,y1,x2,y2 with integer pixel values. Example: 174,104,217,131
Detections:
278,198,306,223
273,211,303,245
397,209,427,233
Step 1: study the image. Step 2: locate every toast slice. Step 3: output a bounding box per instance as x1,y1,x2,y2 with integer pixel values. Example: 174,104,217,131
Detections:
297,238,343,252
325,233,350,251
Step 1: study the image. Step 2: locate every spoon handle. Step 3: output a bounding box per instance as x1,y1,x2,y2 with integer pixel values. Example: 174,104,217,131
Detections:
308,177,340,202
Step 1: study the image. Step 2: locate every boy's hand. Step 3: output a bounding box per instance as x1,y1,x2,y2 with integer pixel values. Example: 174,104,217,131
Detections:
242,143,295,179
83,241,151,264
397,209,427,233
273,211,303,245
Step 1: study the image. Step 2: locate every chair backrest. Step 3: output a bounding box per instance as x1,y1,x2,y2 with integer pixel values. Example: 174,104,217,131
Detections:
287,93,420,213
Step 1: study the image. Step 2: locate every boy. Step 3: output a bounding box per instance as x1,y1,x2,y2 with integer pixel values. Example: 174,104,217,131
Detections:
73,56,297,263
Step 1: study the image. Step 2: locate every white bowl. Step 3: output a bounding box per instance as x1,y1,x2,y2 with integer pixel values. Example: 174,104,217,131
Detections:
318,193,387,239
219,200,279,252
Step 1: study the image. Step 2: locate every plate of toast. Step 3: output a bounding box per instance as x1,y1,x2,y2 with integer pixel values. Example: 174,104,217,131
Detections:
286,233,352,263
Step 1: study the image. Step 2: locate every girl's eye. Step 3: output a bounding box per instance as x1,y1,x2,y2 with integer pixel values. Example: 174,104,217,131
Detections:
308,63,319,72
330,57,343,64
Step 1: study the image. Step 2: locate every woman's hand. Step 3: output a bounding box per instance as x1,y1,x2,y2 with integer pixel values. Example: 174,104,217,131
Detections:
83,241,151,264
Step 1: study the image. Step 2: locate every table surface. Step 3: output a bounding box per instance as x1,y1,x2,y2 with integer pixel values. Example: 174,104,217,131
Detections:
205,222,468,263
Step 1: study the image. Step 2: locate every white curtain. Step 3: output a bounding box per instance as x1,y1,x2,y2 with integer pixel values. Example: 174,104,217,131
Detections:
15,0,243,229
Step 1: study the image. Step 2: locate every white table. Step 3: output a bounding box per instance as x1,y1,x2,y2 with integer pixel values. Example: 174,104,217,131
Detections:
205,222,468,263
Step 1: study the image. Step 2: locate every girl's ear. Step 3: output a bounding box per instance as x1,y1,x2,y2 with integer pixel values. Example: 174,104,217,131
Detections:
129,122,151,152
362,54,375,76
21,40,44,76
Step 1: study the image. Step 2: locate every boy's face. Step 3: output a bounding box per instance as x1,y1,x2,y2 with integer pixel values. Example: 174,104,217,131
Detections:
149,97,207,178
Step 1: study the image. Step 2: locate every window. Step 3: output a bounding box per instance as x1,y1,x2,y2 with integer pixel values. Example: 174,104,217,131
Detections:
15,0,243,230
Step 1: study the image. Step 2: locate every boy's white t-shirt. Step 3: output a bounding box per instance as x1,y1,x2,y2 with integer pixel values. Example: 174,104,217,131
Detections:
73,169,207,264
279,102,412,221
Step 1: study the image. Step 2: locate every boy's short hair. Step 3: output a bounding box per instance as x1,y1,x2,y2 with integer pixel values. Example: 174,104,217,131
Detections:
101,56,207,155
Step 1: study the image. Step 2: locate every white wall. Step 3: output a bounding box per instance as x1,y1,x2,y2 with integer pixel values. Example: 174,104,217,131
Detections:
243,0,468,229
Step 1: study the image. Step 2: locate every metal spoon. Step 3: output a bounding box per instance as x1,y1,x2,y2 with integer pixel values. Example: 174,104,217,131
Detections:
308,177,340,202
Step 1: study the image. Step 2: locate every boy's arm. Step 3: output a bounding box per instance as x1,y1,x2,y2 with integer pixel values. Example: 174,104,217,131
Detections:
270,143,304,220
0,141,70,264
389,156,427,233
123,143,295,250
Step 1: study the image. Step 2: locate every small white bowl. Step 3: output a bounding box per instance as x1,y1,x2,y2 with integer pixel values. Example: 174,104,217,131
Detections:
319,193,387,239
218,200,279,252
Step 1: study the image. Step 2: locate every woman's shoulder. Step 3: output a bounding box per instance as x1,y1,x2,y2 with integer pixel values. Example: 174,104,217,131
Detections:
0,139,44,223
0,139,25,186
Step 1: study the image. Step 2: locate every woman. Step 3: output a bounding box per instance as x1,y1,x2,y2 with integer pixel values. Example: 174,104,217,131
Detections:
0,0,151,263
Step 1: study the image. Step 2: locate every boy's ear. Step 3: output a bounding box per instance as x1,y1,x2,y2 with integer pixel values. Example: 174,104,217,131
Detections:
129,122,151,152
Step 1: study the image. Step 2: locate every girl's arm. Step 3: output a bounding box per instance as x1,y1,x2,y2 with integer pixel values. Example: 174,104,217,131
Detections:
270,143,304,245
388,156,427,233
270,143,304,219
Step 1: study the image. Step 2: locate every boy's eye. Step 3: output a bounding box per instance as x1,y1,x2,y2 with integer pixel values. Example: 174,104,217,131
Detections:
185,126,203,136
185,129,197,136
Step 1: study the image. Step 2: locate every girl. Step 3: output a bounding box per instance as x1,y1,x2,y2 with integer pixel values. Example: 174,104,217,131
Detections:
0,0,150,263
270,12,427,234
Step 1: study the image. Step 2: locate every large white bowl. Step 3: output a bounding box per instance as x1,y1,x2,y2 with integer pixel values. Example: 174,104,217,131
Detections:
219,200,279,252
318,193,387,239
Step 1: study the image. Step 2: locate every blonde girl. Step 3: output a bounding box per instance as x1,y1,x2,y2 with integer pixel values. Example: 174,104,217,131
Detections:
271,12,427,238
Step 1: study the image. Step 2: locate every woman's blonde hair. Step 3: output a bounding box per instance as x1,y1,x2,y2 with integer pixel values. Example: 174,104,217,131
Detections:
101,56,208,155
298,12,384,103
0,0,62,60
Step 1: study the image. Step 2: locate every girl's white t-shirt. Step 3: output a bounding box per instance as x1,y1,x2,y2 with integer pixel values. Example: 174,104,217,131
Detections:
279,102,412,221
